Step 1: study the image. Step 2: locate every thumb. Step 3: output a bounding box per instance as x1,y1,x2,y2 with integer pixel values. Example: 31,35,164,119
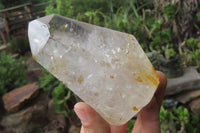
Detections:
74,102,110,133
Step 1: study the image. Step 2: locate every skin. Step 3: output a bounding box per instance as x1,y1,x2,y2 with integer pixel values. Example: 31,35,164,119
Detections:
74,71,167,133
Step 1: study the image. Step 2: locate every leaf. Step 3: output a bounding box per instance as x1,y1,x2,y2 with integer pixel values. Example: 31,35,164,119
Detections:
186,38,196,50
64,90,71,101
127,120,135,133
52,84,65,99
163,3,179,19
196,12,200,20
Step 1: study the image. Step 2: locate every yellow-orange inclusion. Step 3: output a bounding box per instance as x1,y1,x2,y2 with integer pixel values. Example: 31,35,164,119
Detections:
132,106,139,111
32,55,38,62
136,76,143,82
78,76,84,84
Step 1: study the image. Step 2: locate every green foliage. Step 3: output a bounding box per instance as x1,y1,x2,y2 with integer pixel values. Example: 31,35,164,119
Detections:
45,1,55,15
127,120,135,133
0,2,4,9
8,36,30,55
52,83,71,114
185,109,200,133
187,38,196,50
160,106,200,133
149,20,162,37
56,0,73,17
160,106,176,132
150,28,172,51
162,44,177,61
39,69,60,91
127,106,200,133
0,51,26,96
83,10,105,25
173,106,190,125
163,3,180,19
104,7,135,32
196,12,200,20
39,69,71,114
185,38,200,69
45,0,74,18
72,0,107,13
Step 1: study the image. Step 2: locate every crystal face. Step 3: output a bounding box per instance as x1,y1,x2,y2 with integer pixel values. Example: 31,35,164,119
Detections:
28,14,159,125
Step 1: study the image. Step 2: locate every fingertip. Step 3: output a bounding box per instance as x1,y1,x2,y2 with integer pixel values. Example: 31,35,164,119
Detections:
74,102,92,126
74,102,93,113
74,102,83,110
74,102,110,133
156,71,167,89
154,71,167,106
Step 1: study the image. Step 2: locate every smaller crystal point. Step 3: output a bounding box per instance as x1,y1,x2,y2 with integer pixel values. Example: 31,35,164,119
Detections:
28,14,159,125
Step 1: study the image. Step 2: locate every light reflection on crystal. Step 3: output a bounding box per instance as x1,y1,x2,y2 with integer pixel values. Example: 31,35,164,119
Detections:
87,74,93,79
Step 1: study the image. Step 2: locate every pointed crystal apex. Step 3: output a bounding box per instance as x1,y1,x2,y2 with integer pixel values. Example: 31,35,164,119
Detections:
28,14,159,125
28,19,50,55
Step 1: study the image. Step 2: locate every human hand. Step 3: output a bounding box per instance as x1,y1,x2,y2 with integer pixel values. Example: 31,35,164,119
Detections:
74,71,167,133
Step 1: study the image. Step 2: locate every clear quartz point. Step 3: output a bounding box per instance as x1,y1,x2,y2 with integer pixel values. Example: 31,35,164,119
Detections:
28,14,159,125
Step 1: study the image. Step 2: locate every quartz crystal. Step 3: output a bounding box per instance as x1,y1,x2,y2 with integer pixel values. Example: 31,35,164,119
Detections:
28,14,159,125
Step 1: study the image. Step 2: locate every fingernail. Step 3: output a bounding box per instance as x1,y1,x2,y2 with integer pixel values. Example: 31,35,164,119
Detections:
74,105,89,125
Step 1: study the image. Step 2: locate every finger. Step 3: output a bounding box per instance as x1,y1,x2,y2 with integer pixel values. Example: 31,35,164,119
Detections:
154,71,167,107
74,102,110,133
139,71,167,120
132,71,167,133
110,122,128,133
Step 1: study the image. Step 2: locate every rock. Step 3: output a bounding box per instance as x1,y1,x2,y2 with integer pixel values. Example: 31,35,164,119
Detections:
1,91,69,133
1,95,48,133
43,114,67,133
27,57,43,83
176,89,200,104
163,99,178,108
43,100,67,133
27,70,42,83
2,82,40,113
0,131,8,133
166,67,200,95
26,57,42,71
0,124,6,133
189,98,200,115
28,14,160,125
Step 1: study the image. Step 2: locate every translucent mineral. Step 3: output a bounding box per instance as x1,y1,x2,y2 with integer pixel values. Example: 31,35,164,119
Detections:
28,14,159,125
